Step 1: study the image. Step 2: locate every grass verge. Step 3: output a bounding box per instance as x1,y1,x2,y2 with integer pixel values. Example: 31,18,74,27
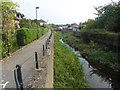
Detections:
54,32,89,88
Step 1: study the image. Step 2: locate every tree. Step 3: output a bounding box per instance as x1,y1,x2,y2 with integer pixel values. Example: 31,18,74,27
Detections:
1,1,18,57
94,1,120,32
19,18,32,28
84,1,120,33
31,19,40,27
84,19,96,29
19,19,41,28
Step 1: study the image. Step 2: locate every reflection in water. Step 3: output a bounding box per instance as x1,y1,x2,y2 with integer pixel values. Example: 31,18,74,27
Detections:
59,39,120,89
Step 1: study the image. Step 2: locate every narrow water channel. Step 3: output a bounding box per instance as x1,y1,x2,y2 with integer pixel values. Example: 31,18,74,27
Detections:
59,39,119,89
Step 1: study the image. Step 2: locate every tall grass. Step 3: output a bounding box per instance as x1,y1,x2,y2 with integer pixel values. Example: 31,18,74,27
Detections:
54,31,89,88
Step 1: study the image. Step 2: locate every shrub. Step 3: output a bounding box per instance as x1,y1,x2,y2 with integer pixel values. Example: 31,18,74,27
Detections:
17,28,48,46
80,29,119,52
61,30,120,72
10,36,19,52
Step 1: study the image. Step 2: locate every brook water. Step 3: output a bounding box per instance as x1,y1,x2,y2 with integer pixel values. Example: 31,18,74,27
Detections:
59,39,119,89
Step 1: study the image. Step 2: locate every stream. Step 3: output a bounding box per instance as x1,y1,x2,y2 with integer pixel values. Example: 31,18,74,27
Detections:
59,39,119,89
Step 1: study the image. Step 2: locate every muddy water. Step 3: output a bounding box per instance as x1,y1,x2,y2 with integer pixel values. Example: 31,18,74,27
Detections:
59,39,119,89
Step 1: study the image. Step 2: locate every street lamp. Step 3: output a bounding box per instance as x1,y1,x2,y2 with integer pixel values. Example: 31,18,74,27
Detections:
36,7,39,20
36,7,39,39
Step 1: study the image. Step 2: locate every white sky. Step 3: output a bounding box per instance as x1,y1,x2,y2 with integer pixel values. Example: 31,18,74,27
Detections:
11,0,119,24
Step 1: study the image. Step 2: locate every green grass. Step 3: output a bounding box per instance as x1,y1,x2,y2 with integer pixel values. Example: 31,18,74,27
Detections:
61,30,120,72
54,31,89,88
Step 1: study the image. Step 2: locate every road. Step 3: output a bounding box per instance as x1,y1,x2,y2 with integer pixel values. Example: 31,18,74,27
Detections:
0,29,51,88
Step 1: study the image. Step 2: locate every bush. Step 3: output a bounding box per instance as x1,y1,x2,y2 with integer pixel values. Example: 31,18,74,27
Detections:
0,27,48,58
17,28,48,46
10,36,19,52
80,29,119,52
61,30,120,72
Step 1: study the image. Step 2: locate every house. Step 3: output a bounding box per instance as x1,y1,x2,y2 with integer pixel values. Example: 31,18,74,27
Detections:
71,23,79,28
39,19,47,26
72,27,79,31
68,23,79,31
58,27,63,30
62,25,69,29
14,12,24,28
68,26,73,30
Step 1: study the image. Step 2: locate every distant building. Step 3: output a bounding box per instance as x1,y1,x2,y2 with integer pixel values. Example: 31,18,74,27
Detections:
70,23,79,31
62,25,68,29
71,23,79,28
14,12,24,28
39,19,47,25
72,27,79,31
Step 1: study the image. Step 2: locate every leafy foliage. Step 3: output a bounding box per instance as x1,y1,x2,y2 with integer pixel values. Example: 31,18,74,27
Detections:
96,1,120,32
17,28,48,46
19,18,32,28
84,1,120,33
61,30,120,72
84,19,96,29
80,29,119,52
19,18,41,28
1,1,18,57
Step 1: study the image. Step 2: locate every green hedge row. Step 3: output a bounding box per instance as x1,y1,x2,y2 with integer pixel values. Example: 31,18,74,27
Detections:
80,29,119,52
17,28,48,46
0,28,48,58
10,36,19,53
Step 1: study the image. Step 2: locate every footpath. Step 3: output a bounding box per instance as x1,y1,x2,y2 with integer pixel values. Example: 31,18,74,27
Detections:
0,30,53,88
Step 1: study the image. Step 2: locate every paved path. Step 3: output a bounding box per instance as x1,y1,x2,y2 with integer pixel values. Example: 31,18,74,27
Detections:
0,30,51,88
26,35,54,88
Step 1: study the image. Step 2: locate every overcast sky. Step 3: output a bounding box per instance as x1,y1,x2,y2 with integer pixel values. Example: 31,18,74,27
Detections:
11,0,118,24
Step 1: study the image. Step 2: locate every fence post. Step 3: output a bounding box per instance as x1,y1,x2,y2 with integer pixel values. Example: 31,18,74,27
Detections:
43,45,45,56
14,64,23,90
35,52,39,69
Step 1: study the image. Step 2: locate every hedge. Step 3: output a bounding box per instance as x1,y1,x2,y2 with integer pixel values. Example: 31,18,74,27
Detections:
0,28,48,58
80,29,119,52
17,28,48,46
10,36,19,53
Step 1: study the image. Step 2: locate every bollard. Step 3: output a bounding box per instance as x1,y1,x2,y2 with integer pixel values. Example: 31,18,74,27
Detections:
35,52,39,69
43,45,45,56
47,38,50,43
14,64,23,90
14,69,20,90
49,35,50,39
49,32,52,39
46,41,47,49
50,33,52,38
49,33,51,39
